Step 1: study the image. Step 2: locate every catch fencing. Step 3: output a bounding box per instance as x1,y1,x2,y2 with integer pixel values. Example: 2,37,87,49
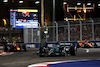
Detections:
23,18,100,48
24,19,100,43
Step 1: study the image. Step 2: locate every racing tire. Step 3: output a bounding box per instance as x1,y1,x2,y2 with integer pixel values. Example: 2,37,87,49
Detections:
4,45,8,52
69,46,76,56
8,45,14,52
39,52,48,57
65,51,70,57
39,53,45,57
22,45,27,52
7,46,11,52
49,53,55,57
39,55,44,57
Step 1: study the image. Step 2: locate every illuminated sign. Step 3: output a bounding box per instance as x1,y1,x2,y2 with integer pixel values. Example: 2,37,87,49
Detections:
10,9,38,29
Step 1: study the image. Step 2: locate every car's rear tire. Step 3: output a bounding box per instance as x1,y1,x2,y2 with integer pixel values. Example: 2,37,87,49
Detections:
69,46,76,56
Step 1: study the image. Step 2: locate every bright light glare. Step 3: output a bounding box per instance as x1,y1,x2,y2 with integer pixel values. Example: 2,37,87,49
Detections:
98,4,100,6
19,1,23,3
84,9,86,13
3,0,8,2
44,31,48,34
35,1,40,4
63,2,67,4
77,3,81,5
87,3,91,5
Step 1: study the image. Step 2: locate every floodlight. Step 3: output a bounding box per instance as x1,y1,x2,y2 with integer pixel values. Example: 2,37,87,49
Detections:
98,4,100,6
35,1,40,4
84,9,86,13
44,31,48,34
19,1,23,3
3,0,8,2
63,2,67,5
77,3,81,5
87,3,91,5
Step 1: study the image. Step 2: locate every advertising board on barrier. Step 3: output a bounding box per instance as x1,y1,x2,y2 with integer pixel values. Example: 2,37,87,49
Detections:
26,44,36,48
47,42,76,48
25,43,73,48
24,41,100,48
96,43,100,46
47,44,54,48
25,43,39,48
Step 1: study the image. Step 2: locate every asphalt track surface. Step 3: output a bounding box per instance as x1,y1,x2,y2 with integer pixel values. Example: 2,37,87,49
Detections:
0,48,100,67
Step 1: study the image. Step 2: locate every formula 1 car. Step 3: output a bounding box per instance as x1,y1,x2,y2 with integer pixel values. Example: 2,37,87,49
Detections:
37,43,77,57
47,45,70,56
77,41,92,48
4,42,27,52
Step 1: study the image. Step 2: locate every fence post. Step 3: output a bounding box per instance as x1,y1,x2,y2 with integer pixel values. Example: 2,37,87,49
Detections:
68,21,70,42
64,26,67,41
31,24,33,43
23,26,28,43
53,0,56,42
54,21,58,42
53,22,55,42
90,18,94,40
80,20,82,41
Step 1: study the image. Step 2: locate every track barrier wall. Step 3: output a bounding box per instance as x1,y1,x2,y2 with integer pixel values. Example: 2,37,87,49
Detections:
0,41,100,51
24,41,100,48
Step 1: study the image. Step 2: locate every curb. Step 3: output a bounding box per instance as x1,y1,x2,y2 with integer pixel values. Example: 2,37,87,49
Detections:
0,51,13,56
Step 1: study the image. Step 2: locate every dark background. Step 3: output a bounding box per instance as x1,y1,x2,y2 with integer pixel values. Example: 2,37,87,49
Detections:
0,0,100,27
